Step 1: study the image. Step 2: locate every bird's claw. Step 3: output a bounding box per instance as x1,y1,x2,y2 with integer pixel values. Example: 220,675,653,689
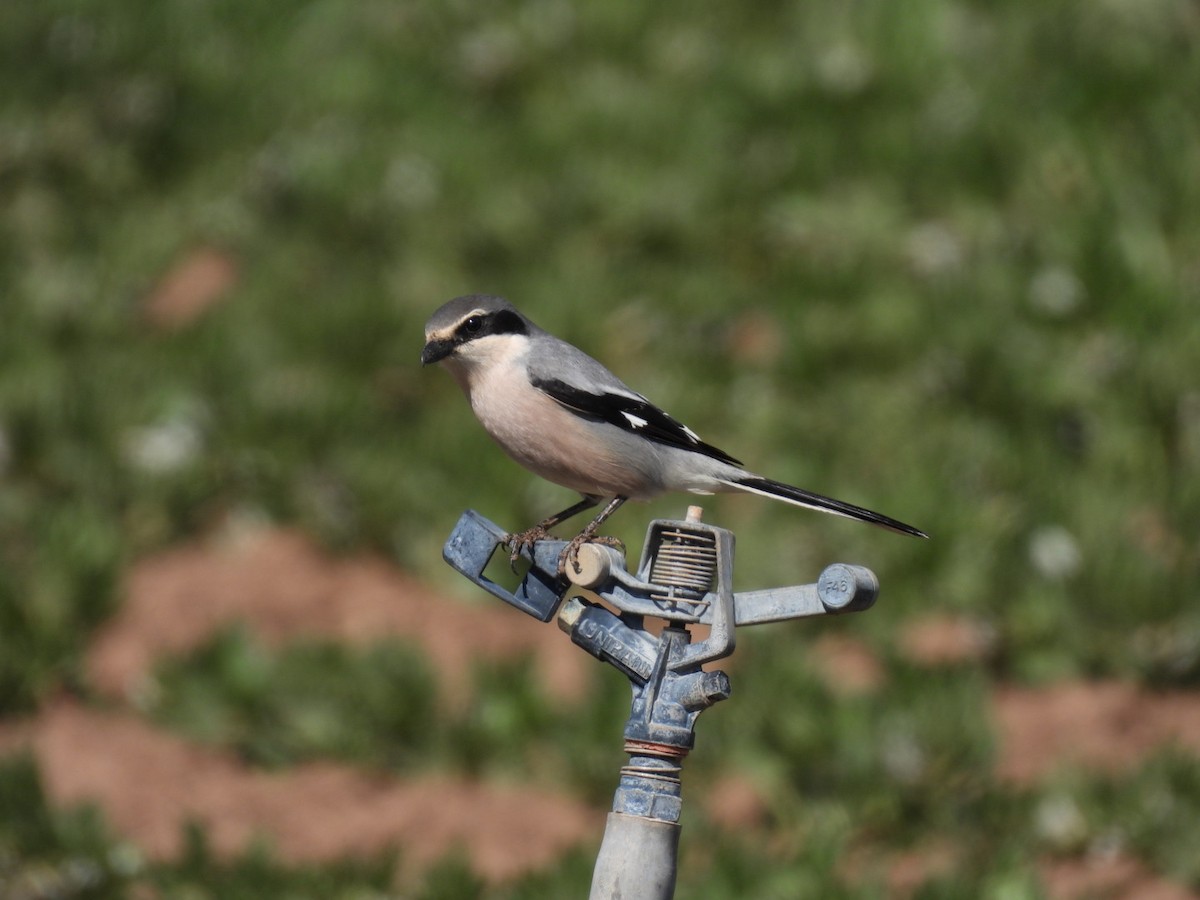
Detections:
503,526,551,572
558,533,625,578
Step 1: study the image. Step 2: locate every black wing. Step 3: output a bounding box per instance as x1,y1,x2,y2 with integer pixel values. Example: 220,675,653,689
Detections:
532,376,742,467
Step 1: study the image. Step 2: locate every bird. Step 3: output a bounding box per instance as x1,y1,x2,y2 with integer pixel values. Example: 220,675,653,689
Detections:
421,294,927,573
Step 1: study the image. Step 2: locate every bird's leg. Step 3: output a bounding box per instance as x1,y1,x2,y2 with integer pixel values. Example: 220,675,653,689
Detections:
504,495,601,570
558,496,628,577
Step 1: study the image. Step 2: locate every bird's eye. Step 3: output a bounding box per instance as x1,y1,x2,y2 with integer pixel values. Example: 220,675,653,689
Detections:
463,315,484,335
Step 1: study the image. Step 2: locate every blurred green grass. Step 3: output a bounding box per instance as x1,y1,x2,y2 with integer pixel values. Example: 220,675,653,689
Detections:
2,0,1199,895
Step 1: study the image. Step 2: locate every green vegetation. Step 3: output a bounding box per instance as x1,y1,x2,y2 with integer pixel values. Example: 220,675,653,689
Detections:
149,629,630,801
2,0,1198,895
151,630,439,771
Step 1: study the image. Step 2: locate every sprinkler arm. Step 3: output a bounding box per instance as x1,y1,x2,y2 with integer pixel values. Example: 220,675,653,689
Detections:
442,509,878,629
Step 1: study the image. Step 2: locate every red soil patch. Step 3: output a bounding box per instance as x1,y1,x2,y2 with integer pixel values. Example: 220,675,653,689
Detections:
702,772,769,831
852,843,1200,899
884,842,959,896
839,841,958,897
898,614,994,667
142,247,238,331
6,699,599,881
1040,852,1199,900
87,527,590,707
808,633,885,696
992,681,1200,784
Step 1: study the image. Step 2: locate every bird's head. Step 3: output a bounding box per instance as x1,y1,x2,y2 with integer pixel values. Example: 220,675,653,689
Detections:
421,294,532,373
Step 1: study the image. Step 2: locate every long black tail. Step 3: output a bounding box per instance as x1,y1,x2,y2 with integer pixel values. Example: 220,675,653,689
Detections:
723,475,928,538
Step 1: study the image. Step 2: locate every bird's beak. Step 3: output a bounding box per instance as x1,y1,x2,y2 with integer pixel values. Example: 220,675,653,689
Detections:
420,338,455,366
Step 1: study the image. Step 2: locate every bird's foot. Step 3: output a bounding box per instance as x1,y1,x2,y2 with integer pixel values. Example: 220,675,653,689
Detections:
558,532,626,578
503,525,552,572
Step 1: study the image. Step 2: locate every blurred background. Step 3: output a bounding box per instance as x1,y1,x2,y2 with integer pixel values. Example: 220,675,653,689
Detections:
2,0,1199,896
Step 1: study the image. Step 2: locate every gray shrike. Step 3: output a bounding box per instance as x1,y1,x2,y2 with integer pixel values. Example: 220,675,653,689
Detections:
422,294,927,570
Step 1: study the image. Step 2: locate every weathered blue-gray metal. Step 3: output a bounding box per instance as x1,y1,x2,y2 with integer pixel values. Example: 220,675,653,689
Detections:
441,507,879,900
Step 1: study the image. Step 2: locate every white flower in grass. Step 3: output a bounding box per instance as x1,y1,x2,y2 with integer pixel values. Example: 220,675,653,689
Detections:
124,417,202,474
1028,525,1082,580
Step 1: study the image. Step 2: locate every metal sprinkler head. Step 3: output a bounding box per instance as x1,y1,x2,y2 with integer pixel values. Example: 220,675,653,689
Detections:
441,506,882,899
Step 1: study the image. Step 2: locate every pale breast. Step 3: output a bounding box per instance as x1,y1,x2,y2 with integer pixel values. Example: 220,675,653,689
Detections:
465,358,661,498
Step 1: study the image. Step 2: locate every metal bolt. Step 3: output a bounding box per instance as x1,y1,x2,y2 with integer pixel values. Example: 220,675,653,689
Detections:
558,596,587,633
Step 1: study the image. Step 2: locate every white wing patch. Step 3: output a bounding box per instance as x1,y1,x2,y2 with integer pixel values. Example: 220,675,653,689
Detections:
620,408,700,445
